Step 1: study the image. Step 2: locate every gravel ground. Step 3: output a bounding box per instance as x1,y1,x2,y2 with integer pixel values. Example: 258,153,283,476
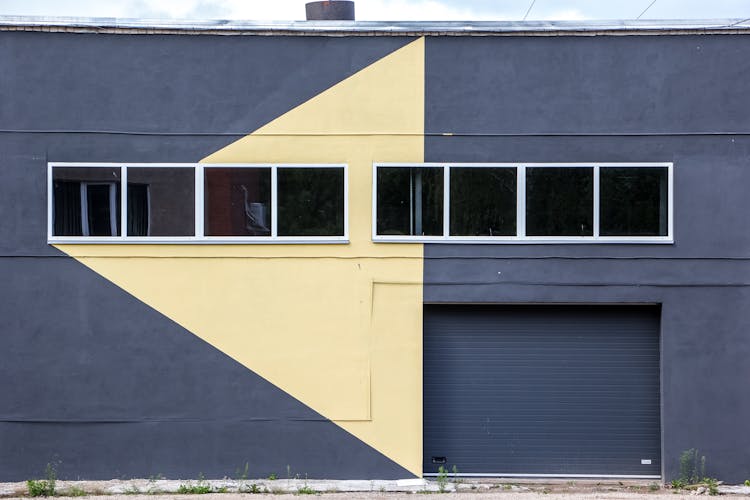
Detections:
2,479,750,499
0,494,728,500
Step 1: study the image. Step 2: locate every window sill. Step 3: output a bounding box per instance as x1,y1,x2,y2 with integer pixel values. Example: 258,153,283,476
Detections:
372,236,674,244
49,237,350,245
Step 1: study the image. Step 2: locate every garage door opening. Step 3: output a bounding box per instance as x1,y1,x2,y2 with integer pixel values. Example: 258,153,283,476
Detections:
423,305,661,478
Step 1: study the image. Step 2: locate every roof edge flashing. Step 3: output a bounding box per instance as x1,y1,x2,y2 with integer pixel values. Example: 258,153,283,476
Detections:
0,15,748,36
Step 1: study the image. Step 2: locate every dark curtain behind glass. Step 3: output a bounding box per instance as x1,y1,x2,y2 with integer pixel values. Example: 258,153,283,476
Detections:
53,181,83,236
127,184,149,236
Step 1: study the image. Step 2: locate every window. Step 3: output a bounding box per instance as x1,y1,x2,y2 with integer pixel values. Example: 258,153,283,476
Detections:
600,167,669,237
127,167,195,237
277,168,345,237
49,163,347,243
526,167,593,237
450,167,516,236
373,163,672,243
53,167,122,237
376,166,443,236
204,167,271,237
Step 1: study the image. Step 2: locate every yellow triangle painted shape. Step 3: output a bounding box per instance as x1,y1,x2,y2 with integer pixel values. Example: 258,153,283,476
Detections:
58,37,425,476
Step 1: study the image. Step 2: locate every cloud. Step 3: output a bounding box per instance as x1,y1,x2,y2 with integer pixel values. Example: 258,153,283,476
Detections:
0,0,523,20
185,0,231,19
124,0,173,19
355,0,502,21
537,8,588,21
0,0,747,21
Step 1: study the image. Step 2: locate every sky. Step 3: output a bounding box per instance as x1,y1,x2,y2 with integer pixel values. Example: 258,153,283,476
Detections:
0,0,748,22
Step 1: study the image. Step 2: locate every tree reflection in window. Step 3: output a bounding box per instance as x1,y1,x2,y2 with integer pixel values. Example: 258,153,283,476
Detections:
277,168,344,237
600,167,668,236
450,167,516,236
526,167,593,236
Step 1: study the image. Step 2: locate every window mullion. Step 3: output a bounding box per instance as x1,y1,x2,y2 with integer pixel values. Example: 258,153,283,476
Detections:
271,166,278,238
443,166,450,238
517,166,526,238
195,164,204,238
593,166,600,238
121,166,128,239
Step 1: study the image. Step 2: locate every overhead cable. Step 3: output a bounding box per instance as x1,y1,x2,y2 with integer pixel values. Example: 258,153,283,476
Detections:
522,0,537,21
637,0,658,20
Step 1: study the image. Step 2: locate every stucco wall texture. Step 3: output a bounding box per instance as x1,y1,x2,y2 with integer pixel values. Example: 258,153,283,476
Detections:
0,31,418,481
1,29,749,482
424,35,750,483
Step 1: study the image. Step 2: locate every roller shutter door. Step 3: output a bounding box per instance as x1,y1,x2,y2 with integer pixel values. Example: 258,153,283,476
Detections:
424,305,661,477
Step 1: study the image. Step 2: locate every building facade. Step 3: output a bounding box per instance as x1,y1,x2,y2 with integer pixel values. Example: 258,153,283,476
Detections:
1,17,749,483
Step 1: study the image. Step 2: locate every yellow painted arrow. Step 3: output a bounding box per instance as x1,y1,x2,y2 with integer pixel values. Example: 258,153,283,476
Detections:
58,38,425,476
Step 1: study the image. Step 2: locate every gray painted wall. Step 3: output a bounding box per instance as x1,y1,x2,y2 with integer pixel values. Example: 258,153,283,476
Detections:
2,28,750,482
424,35,750,482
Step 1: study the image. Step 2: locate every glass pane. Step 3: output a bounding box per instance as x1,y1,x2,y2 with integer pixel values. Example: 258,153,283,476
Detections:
526,167,593,236
127,167,195,237
450,167,516,236
600,167,668,236
52,167,121,236
205,168,271,237
277,168,344,237
376,167,443,236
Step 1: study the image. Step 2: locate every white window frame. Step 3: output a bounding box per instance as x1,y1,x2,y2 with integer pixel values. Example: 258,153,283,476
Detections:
48,162,349,244
372,162,673,244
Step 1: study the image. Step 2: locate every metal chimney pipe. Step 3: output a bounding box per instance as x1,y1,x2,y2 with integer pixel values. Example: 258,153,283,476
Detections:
305,1,355,21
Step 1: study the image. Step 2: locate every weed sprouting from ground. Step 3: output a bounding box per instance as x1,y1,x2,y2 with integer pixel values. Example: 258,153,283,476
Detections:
177,473,214,494
296,485,317,495
436,465,449,493
27,463,57,497
671,449,720,495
